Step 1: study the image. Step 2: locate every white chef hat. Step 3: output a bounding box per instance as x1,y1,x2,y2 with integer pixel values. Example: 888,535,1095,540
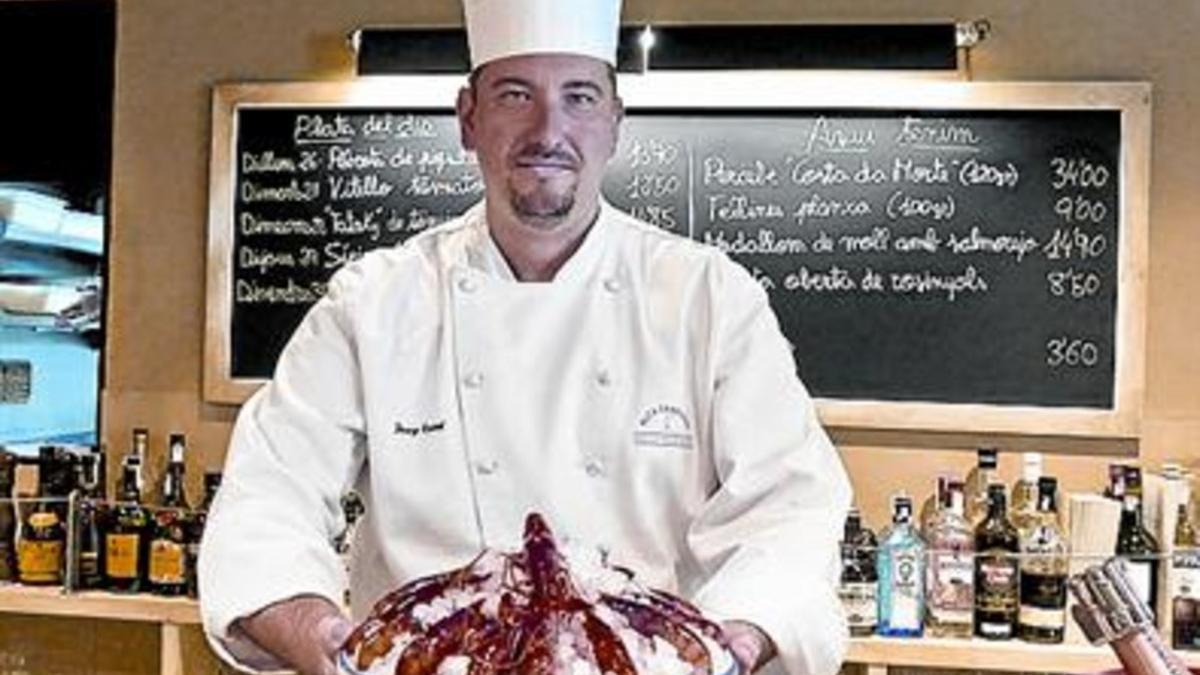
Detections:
463,0,622,69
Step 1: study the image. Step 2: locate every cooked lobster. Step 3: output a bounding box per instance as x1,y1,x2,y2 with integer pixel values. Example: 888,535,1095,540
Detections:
341,513,730,675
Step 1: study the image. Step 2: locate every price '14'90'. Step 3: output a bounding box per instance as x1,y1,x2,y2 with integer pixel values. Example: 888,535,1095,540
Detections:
1046,337,1100,368
1042,228,1107,261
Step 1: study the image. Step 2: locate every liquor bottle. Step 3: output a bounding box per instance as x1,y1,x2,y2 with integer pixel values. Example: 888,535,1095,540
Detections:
17,497,64,585
128,428,148,476
149,433,190,596
926,479,974,638
106,461,150,592
974,483,1020,640
839,508,879,637
1171,502,1200,650
74,450,109,590
1106,463,1131,501
964,447,1000,527
1018,476,1069,643
877,493,925,637
0,450,16,582
1010,452,1043,538
186,471,221,599
919,475,952,541
1117,466,1160,618
37,445,74,524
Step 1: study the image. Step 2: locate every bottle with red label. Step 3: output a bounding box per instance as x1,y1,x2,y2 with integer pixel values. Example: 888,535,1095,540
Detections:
974,483,1020,639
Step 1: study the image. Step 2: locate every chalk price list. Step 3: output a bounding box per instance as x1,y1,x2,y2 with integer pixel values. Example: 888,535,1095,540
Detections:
622,138,686,231
233,112,481,306
1042,156,1113,370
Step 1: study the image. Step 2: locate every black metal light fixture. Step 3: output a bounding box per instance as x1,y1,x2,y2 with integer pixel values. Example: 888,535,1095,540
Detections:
352,21,990,76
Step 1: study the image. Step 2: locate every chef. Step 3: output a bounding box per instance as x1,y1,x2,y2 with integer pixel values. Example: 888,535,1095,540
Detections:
199,1,853,674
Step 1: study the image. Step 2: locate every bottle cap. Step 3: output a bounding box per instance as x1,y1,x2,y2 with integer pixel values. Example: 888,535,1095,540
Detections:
1124,466,1144,495
978,447,998,469
844,509,862,539
987,482,1007,502
29,511,59,528
1022,452,1043,481
169,433,187,463
0,449,15,487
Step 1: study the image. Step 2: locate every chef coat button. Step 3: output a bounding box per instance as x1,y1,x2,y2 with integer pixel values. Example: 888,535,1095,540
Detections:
603,278,621,293
457,277,477,293
584,459,605,477
475,460,498,476
463,372,484,389
595,369,612,387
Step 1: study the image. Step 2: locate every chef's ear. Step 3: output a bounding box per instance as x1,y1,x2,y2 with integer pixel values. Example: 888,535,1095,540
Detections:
457,85,478,151
606,94,624,160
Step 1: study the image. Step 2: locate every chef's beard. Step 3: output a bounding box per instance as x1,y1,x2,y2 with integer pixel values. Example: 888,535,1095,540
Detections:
506,143,581,227
510,182,576,227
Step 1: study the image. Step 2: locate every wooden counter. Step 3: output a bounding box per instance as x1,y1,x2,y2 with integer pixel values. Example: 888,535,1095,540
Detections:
4,584,1200,674
0,584,201,675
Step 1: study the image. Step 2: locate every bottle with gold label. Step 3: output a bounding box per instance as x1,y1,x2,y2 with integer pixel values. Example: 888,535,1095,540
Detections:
1017,477,1068,644
149,433,190,596
17,499,64,586
106,460,149,592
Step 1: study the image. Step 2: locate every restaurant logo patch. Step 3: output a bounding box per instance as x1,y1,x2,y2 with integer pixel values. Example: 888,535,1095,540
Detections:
633,404,694,450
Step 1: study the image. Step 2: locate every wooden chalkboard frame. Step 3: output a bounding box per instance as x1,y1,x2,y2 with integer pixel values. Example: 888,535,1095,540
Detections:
205,76,1150,439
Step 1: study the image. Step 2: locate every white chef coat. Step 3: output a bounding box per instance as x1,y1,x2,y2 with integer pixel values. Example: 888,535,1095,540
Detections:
199,200,853,675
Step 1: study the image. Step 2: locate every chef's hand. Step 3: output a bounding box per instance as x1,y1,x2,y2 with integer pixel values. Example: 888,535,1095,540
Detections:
236,595,351,675
723,620,776,673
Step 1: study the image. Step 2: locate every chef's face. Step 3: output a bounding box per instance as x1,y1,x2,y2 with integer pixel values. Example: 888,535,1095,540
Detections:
458,53,623,229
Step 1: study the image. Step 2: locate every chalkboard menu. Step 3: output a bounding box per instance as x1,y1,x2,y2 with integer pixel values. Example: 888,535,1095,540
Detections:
206,79,1149,438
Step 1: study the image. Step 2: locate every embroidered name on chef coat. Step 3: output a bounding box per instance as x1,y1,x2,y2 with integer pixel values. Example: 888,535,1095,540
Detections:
633,404,694,450
394,420,446,437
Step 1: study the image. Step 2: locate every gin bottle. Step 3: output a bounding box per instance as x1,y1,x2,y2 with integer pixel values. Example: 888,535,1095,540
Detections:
877,493,925,637
926,479,974,638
